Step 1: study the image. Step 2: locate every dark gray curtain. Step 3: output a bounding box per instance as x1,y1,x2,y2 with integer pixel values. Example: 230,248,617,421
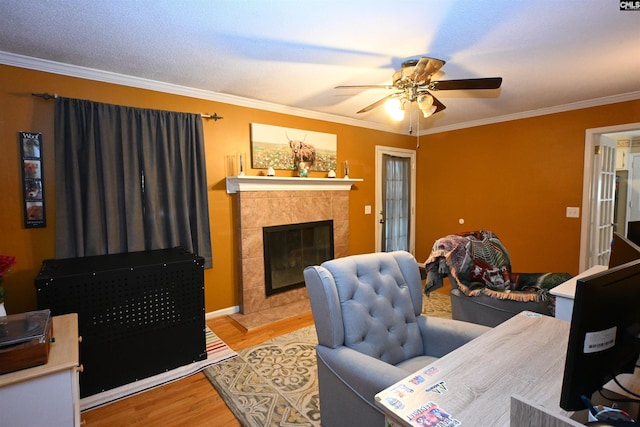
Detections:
54,97,212,267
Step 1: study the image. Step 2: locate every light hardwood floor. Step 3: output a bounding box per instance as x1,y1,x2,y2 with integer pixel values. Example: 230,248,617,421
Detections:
81,312,315,427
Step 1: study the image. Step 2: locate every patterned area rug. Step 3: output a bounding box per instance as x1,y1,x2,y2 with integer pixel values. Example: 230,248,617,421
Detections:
423,291,452,319
205,326,320,426
205,294,452,426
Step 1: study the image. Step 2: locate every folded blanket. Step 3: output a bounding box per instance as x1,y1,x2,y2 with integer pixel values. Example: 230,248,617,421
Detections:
424,230,571,304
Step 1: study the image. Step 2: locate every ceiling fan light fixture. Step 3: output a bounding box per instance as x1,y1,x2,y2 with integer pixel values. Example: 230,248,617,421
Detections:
420,105,437,118
385,97,405,121
417,94,435,118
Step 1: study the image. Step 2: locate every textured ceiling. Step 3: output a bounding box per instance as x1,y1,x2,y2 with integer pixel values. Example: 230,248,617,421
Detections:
1,0,639,135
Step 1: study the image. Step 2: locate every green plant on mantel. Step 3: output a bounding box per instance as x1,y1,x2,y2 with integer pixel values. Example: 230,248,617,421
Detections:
0,255,16,305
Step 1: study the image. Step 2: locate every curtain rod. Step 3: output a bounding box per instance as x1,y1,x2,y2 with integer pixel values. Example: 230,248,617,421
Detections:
31,92,224,121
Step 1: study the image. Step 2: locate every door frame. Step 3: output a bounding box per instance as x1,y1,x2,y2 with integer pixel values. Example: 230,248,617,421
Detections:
580,122,640,271
375,145,416,254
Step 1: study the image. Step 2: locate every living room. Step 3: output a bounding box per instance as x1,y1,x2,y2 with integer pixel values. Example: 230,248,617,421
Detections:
3,73,640,313
1,2,640,425
4,61,639,317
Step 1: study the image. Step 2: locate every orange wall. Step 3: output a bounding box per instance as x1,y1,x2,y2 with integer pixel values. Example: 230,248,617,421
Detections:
415,101,640,273
0,64,415,314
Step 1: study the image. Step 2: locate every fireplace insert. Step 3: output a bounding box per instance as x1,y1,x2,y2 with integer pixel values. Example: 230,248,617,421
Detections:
263,220,334,295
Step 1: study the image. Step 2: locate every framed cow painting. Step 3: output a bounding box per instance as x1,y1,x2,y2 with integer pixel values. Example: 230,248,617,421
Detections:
250,123,337,172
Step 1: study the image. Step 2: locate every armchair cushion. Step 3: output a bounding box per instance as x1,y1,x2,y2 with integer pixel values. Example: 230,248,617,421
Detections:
417,315,489,358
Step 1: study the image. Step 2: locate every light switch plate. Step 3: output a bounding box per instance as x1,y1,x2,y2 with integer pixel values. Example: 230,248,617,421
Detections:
364,205,371,215
566,207,580,218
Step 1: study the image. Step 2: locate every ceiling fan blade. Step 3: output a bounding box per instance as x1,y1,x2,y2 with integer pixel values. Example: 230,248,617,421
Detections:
357,94,397,113
428,77,502,91
411,57,446,84
335,84,395,90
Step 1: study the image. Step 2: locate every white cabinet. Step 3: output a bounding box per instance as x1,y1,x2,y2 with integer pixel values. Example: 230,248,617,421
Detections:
617,141,630,170
550,266,608,321
0,314,81,426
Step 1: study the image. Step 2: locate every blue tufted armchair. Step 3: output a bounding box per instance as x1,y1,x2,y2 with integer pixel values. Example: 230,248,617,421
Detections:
303,251,489,427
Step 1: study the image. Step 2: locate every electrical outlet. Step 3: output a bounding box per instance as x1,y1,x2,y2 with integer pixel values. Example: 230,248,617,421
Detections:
364,205,371,215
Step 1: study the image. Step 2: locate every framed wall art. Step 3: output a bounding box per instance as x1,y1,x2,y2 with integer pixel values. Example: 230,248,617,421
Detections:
19,131,46,228
250,123,337,172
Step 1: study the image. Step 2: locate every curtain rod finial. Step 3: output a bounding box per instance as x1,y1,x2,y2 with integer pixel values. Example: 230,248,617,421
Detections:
32,92,58,100
202,112,223,121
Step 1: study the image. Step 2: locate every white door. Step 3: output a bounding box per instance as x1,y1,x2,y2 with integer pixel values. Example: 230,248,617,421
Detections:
375,146,416,254
589,136,617,267
628,154,640,223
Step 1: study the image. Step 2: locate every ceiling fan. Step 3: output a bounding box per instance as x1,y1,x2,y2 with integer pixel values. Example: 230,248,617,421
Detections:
336,57,502,120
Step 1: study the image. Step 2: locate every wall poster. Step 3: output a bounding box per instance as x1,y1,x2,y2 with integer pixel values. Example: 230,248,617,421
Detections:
19,131,46,228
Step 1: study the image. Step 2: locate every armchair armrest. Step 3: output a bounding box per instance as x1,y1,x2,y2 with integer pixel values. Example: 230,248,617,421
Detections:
316,345,410,405
418,315,490,357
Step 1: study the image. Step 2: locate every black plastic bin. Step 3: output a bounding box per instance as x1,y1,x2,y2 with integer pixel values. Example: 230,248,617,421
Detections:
35,247,206,398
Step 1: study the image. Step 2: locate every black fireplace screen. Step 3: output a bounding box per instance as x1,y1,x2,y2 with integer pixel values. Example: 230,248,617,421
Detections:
263,220,334,295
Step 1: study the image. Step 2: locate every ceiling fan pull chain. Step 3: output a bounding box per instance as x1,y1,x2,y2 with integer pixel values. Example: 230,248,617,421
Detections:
408,108,413,135
416,109,421,149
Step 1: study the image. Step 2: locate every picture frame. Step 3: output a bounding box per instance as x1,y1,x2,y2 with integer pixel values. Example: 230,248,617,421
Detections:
19,131,46,228
250,123,337,172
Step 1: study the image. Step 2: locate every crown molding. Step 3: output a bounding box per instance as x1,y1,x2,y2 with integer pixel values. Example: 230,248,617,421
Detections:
422,91,640,135
3,50,638,137
0,51,403,135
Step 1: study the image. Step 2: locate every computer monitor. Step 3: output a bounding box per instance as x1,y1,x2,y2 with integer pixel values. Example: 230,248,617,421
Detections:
559,259,640,411
609,232,640,268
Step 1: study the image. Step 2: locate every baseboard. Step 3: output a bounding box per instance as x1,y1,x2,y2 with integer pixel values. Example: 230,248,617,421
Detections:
206,305,239,320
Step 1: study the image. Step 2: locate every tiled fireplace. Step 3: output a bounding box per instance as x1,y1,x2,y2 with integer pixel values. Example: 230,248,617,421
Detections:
226,176,359,329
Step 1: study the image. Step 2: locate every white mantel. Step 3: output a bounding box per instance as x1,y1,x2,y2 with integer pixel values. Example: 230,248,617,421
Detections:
226,175,363,193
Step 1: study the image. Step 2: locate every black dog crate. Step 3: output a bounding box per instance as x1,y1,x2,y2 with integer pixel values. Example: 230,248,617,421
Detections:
35,247,206,398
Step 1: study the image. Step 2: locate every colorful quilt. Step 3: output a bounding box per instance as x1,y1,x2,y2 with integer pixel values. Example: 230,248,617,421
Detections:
423,230,571,304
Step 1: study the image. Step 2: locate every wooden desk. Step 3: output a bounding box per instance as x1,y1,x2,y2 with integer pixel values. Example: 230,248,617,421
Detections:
375,312,573,427
0,314,81,426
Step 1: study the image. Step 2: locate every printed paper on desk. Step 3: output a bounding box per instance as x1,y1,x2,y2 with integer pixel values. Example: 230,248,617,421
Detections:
407,401,461,427
425,381,448,394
